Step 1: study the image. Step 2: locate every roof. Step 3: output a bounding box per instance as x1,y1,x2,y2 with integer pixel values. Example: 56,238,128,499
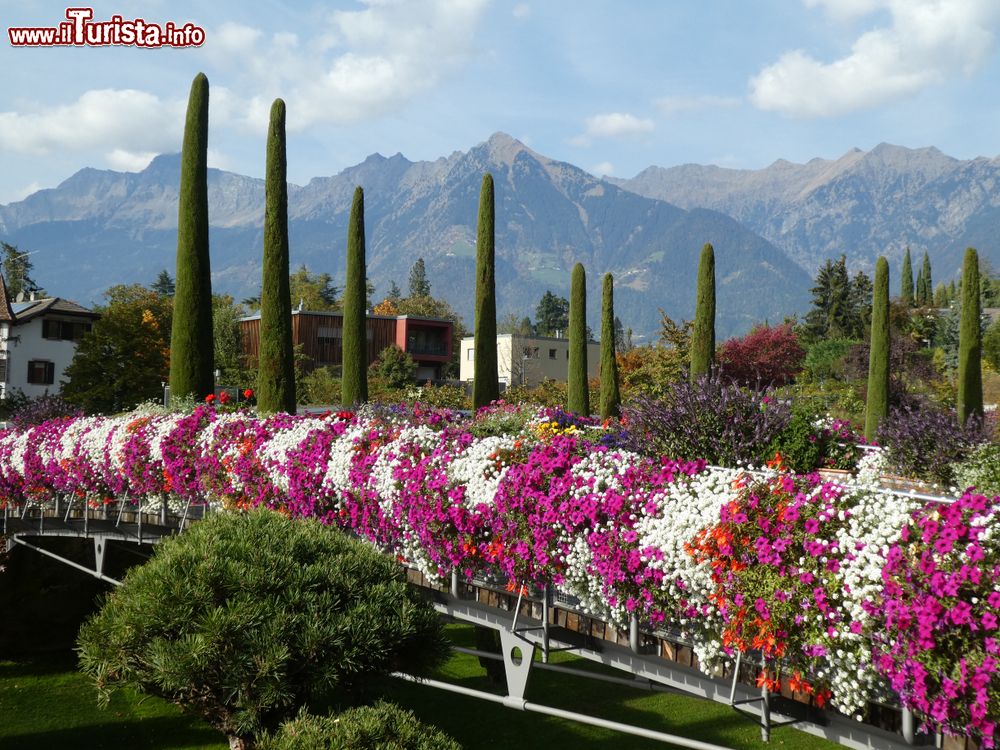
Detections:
11,297,100,323
0,274,14,323
240,309,454,325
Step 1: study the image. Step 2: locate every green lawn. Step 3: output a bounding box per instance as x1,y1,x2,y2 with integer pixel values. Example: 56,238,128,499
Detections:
0,653,224,749
0,624,843,750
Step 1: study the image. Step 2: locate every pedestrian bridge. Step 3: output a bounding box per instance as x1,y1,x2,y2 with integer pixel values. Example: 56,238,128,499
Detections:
2,496,205,585
1,494,929,750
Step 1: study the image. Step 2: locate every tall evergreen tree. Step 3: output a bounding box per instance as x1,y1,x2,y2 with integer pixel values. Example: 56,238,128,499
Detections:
599,273,620,419
803,256,859,341
865,257,890,441
257,99,295,415
1,242,40,300
957,248,983,426
690,243,716,381
534,291,570,336
567,263,589,415
472,174,499,410
341,187,368,406
150,269,175,297
169,72,214,401
919,252,933,306
387,280,403,304
900,247,914,305
408,257,431,298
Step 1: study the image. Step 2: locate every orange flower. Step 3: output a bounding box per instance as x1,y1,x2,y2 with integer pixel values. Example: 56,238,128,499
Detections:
788,672,813,695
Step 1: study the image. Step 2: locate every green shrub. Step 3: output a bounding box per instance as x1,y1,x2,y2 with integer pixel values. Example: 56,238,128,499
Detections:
952,442,1000,496
261,703,461,750
768,404,826,473
77,509,449,749
372,345,417,389
299,366,341,406
803,338,859,382
408,383,469,411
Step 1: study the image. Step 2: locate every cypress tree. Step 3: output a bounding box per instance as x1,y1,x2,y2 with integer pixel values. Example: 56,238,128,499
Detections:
900,247,914,305
957,248,983,426
257,99,295,414
169,72,214,401
690,243,716,382
599,272,620,419
341,187,368,407
920,252,933,306
864,256,890,442
472,174,499,410
567,263,589,415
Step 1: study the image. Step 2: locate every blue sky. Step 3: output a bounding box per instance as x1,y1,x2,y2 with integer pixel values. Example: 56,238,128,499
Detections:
3,0,1000,204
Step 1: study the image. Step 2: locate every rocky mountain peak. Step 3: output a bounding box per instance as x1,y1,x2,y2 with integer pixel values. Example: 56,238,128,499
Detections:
476,131,540,167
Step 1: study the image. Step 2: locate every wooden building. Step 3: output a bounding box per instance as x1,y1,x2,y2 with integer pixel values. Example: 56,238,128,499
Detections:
240,311,453,381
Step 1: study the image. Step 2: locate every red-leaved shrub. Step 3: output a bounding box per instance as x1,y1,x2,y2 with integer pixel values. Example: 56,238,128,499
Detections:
717,323,805,387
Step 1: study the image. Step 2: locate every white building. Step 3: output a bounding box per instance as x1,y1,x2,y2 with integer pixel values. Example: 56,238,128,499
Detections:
0,277,99,400
459,333,601,388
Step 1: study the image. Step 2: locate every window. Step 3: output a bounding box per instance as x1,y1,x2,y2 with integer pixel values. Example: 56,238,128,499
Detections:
549,348,557,359
316,326,342,364
27,360,54,385
0,355,7,384
467,348,474,360
42,319,91,341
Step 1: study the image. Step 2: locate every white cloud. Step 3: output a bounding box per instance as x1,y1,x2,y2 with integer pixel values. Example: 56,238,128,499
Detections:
214,0,492,131
572,112,654,145
803,0,883,23
656,95,741,116
0,89,183,156
590,161,614,177
0,0,491,171
513,3,531,20
751,0,1000,117
0,181,43,205
105,149,158,172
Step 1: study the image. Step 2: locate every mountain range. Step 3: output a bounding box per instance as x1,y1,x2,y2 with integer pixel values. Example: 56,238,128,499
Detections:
1,133,997,341
613,142,1000,283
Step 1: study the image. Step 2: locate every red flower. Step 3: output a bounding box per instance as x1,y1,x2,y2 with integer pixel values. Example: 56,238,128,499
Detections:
219,391,231,405
205,394,216,403
243,388,254,399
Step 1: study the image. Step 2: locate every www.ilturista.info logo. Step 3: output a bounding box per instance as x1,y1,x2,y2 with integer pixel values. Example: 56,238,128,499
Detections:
8,7,205,48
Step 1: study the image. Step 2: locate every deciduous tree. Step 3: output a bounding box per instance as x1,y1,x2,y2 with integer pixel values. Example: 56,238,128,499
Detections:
62,285,172,413
717,324,805,387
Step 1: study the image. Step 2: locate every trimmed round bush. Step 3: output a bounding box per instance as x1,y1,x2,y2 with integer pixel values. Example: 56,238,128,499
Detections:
77,508,449,750
260,703,461,750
